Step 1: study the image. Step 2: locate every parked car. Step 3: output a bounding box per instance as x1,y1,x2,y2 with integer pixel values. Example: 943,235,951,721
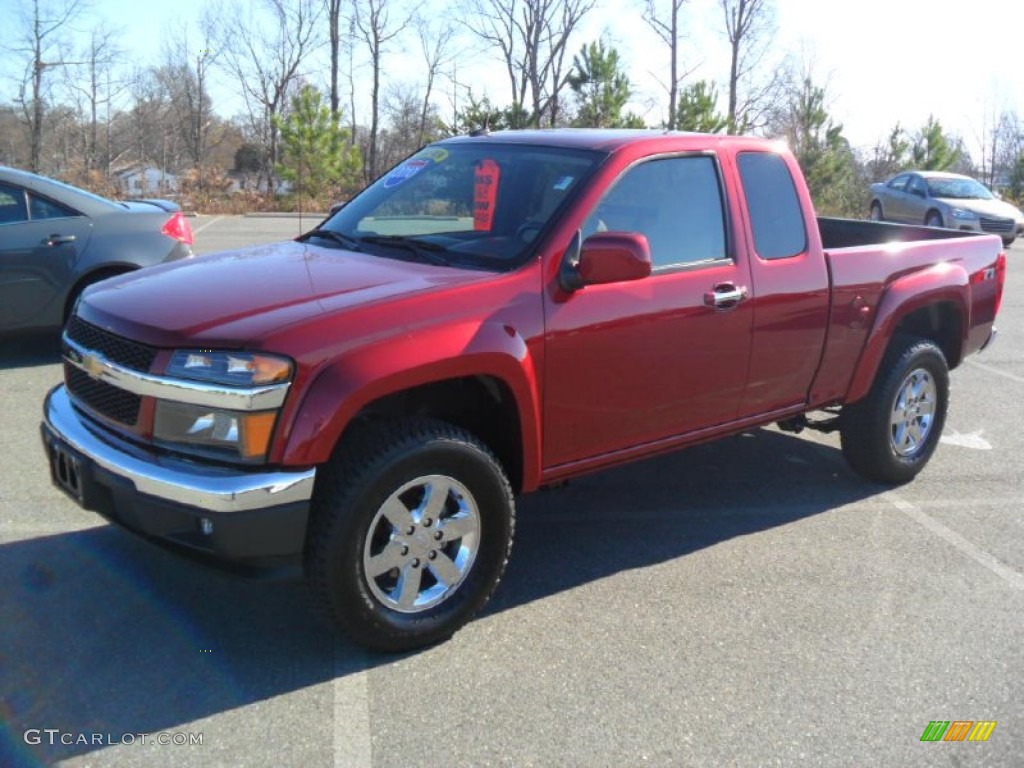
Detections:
869,170,1022,246
43,131,1005,651
0,166,194,334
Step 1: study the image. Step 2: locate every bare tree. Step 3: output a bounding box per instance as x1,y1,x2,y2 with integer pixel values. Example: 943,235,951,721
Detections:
206,0,323,189
11,0,87,171
326,0,345,118
416,19,457,147
719,0,776,134
157,31,219,186
642,0,690,130
353,0,412,181
62,24,127,175
465,0,596,128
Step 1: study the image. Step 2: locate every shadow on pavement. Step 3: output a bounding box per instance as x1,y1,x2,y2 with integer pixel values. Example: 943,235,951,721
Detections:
0,427,882,765
0,332,62,371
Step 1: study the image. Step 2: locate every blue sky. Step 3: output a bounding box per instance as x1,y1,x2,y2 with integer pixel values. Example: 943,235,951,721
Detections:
7,0,1024,160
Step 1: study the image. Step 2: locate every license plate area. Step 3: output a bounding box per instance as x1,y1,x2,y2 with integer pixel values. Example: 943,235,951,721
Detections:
47,436,85,504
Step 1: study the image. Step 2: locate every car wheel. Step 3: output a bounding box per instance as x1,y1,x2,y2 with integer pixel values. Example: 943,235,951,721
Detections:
925,211,944,228
840,336,949,484
305,418,515,652
869,202,883,221
1001,235,1016,247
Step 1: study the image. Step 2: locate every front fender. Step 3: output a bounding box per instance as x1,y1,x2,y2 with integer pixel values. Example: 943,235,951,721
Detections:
845,262,968,404
279,320,542,489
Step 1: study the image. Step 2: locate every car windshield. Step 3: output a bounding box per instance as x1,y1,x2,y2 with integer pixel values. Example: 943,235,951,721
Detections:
317,142,603,270
926,177,993,200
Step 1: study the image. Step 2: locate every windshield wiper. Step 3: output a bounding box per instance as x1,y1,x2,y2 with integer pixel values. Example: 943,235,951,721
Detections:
297,228,362,250
356,235,451,266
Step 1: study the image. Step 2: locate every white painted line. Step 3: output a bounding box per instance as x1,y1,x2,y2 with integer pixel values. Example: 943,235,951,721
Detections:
334,648,372,767
966,358,1024,385
887,492,1024,591
191,215,224,236
939,428,992,450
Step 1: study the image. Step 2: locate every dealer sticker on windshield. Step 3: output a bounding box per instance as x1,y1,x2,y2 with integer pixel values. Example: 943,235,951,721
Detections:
383,159,430,188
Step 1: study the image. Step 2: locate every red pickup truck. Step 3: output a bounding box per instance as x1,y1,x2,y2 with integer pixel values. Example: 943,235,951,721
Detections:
42,130,1005,651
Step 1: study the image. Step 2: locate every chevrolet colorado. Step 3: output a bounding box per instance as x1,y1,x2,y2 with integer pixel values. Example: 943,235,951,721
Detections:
41,130,1005,651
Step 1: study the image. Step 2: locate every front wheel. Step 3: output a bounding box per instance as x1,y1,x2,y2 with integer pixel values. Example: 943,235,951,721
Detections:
869,202,883,221
925,211,944,228
840,336,949,484
305,418,515,652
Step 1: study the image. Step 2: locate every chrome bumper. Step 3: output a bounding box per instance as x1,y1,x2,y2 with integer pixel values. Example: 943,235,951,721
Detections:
43,384,315,514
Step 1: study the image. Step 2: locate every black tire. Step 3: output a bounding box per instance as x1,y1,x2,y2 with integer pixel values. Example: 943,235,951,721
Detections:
305,418,515,652
925,210,944,228
869,202,883,221
840,336,949,484
63,268,132,324
1002,235,1016,247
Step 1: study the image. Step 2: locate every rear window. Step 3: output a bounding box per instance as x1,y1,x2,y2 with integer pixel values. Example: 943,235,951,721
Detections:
737,152,807,260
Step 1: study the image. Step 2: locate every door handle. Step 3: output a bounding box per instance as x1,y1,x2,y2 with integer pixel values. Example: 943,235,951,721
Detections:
704,283,748,310
43,234,76,246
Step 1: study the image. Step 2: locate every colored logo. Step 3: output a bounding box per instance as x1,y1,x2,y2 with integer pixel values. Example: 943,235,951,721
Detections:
920,721,996,742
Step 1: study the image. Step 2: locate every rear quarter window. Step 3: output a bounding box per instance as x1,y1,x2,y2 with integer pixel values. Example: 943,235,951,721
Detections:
737,152,807,260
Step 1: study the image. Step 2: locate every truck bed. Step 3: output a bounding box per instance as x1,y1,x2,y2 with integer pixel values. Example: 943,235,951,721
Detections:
818,216,982,249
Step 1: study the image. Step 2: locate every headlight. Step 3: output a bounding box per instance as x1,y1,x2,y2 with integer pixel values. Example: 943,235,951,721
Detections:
950,207,977,220
157,350,293,462
166,350,292,386
154,401,278,463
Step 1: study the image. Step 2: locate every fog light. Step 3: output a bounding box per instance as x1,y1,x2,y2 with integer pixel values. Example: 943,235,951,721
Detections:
199,518,214,536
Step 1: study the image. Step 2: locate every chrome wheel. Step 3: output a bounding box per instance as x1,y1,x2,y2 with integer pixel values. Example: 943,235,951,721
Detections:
362,474,481,614
889,368,936,457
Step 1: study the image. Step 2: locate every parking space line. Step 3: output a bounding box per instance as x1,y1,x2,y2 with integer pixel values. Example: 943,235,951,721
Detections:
191,215,224,236
887,492,1024,591
966,358,1024,385
333,648,372,767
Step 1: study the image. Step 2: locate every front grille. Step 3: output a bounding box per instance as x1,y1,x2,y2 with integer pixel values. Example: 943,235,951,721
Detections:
65,315,157,373
979,216,1014,235
65,364,142,426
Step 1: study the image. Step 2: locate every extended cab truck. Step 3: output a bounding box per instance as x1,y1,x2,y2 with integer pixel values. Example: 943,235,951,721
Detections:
41,131,1006,651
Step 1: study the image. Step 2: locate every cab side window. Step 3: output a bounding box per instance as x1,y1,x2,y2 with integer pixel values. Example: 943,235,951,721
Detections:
737,151,807,260
583,155,728,269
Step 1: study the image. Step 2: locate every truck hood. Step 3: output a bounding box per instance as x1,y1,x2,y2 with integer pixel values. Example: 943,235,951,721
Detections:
78,240,493,347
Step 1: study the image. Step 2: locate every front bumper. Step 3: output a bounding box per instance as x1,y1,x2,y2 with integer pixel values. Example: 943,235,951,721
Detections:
41,384,315,570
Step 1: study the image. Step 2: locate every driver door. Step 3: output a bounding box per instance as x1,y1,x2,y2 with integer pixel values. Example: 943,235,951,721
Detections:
542,154,754,468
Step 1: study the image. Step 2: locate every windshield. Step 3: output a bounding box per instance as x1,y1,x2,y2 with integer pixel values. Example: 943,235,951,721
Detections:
926,177,994,200
317,142,603,270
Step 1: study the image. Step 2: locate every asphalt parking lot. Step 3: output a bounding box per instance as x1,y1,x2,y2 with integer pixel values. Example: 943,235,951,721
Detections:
1,217,1022,767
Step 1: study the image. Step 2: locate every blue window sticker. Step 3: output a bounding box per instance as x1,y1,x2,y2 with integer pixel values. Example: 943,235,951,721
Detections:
553,176,574,191
383,159,430,188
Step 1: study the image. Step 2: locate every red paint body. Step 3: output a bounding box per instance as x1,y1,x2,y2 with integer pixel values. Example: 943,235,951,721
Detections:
78,131,1005,492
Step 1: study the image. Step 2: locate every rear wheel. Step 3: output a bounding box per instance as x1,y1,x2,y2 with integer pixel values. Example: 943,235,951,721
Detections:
305,418,515,652
925,210,944,228
840,336,949,484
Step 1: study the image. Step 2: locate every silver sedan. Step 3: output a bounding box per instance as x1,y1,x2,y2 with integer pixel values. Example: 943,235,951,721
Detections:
869,170,1022,246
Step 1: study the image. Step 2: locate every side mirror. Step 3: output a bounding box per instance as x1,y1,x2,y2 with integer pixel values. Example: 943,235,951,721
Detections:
560,231,652,291
329,200,347,215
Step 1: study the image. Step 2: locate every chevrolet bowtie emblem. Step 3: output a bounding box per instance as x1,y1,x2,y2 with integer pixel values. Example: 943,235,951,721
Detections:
82,353,105,380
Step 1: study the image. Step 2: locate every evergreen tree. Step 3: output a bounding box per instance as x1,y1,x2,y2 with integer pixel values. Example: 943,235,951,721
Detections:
779,77,858,215
568,40,645,128
674,80,728,133
911,116,961,171
273,85,362,200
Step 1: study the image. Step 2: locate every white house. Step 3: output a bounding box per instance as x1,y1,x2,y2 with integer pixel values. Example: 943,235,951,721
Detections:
115,166,180,196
